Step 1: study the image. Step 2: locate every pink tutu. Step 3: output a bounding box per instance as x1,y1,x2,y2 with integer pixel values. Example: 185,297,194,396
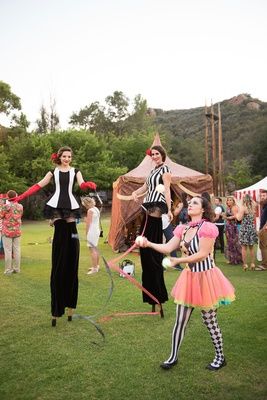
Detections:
171,266,235,310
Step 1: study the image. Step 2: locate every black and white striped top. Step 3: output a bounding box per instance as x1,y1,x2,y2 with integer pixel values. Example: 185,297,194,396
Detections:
143,164,170,207
46,167,80,210
181,222,215,272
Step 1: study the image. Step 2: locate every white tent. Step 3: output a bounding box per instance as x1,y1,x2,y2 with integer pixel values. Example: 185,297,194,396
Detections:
235,177,267,202
234,176,267,260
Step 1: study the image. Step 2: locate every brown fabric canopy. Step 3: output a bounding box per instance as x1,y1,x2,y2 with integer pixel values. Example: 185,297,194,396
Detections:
108,134,213,251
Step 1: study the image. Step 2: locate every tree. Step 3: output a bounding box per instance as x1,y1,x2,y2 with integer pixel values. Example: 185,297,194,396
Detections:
69,101,108,132
49,98,60,132
35,98,60,134
224,158,262,192
36,105,49,134
105,91,129,122
0,81,21,116
10,112,30,130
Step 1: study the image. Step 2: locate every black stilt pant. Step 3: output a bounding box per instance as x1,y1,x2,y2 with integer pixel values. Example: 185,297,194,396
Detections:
140,214,168,305
50,220,80,317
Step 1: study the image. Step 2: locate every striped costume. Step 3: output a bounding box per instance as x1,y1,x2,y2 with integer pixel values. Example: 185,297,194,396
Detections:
140,164,171,306
142,164,170,213
162,221,235,369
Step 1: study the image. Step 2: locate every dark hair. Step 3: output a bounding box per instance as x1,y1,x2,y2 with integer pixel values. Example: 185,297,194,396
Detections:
191,196,214,222
54,146,73,165
215,197,222,202
201,192,211,202
7,190,17,199
151,145,166,162
181,192,188,208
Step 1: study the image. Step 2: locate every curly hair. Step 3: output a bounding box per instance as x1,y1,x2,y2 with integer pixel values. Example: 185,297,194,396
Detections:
53,146,73,165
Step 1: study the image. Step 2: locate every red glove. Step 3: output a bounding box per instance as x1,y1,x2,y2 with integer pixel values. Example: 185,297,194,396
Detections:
80,181,97,191
10,184,42,202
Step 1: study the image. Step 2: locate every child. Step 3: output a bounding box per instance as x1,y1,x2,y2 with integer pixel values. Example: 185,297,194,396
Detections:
82,197,101,274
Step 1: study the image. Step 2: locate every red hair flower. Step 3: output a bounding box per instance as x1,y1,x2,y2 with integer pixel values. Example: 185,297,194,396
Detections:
50,152,58,161
146,148,152,156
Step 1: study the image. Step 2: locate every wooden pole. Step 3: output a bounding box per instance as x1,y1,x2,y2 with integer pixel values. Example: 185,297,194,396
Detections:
205,102,209,175
218,103,225,196
211,101,217,195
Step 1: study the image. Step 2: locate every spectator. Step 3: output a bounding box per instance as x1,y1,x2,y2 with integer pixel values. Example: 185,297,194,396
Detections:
256,190,267,271
81,197,101,275
173,192,189,225
0,190,23,275
214,197,225,254
236,194,258,271
223,196,242,265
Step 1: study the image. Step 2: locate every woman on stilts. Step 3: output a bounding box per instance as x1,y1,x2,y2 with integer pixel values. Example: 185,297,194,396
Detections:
131,145,172,317
138,195,235,370
12,146,96,326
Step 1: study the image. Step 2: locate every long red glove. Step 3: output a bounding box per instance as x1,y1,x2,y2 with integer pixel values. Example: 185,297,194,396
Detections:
80,181,97,191
10,184,42,202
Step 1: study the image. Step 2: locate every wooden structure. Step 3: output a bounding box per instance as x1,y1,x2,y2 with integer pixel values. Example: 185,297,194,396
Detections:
205,102,225,196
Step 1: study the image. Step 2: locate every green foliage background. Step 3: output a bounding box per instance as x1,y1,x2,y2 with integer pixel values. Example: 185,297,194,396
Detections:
1,83,267,219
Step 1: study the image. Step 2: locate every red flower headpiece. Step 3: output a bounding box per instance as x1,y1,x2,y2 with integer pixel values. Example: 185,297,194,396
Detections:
51,152,58,161
146,148,152,156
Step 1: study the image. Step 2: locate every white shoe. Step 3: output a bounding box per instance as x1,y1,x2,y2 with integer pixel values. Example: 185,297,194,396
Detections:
87,266,99,275
4,270,13,275
255,265,267,271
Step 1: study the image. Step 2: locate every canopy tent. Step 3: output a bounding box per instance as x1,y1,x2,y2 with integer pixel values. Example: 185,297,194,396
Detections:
234,176,267,224
108,134,213,251
234,177,267,202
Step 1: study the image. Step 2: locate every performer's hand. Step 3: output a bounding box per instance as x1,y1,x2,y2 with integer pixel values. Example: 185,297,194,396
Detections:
135,236,149,247
169,257,182,268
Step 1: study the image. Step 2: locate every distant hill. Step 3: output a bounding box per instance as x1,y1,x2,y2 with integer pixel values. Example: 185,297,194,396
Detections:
150,94,267,177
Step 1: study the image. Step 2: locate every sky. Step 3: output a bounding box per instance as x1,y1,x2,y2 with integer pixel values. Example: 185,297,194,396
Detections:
1,0,267,129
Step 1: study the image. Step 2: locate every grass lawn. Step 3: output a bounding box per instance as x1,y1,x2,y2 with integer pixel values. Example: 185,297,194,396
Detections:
0,217,266,400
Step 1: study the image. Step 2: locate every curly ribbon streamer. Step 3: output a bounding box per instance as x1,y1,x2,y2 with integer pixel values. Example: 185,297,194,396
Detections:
73,212,163,342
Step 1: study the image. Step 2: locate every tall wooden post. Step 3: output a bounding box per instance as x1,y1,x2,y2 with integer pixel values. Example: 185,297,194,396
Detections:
218,103,224,196
205,102,209,174
211,101,217,195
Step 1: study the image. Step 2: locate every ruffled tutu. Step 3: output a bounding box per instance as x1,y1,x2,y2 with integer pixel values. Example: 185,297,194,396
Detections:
171,266,235,310
44,205,81,220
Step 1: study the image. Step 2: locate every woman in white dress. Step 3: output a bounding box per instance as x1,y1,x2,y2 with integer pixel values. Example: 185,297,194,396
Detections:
82,197,101,274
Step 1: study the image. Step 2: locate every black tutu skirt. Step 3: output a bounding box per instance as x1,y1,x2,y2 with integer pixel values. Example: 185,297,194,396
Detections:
139,214,168,305
44,205,81,220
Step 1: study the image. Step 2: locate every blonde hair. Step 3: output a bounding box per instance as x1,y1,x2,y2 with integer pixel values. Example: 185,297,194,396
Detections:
81,196,95,209
242,194,255,214
226,196,236,206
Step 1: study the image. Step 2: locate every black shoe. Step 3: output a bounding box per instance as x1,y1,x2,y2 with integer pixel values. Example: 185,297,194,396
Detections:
160,360,177,370
206,358,227,371
51,318,57,327
174,265,183,271
67,316,72,322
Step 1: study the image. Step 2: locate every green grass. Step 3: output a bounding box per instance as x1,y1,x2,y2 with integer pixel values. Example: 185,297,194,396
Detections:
0,218,266,400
